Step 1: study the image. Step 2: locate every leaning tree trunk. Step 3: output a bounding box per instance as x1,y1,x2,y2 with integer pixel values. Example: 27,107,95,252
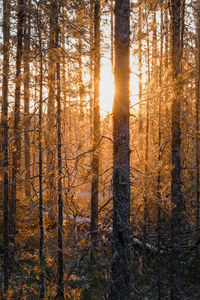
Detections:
109,0,130,299
10,0,24,254
2,0,10,292
170,0,183,299
90,0,100,261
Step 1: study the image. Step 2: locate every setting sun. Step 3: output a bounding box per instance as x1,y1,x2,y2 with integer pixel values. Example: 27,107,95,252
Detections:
100,57,140,115
100,59,114,116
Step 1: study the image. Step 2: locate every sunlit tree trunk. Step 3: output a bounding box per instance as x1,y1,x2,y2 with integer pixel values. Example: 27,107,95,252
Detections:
78,12,84,150
165,4,169,67
89,0,94,146
152,9,158,130
47,0,56,203
180,0,185,59
11,0,24,252
91,0,100,261
55,2,64,298
143,16,150,261
170,0,183,299
32,73,38,179
156,4,164,299
111,0,114,73
196,2,200,230
138,4,143,136
109,0,130,298
2,0,10,292
24,0,31,198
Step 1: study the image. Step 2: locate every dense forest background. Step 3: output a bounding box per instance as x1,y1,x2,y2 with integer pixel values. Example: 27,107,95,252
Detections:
0,0,200,299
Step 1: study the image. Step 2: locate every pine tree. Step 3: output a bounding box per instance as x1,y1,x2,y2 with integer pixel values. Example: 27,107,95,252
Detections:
109,0,131,298
170,0,183,298
2,0,10,292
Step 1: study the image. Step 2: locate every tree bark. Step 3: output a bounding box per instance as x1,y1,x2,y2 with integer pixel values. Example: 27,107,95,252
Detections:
196,1,200,230
90,0,100,261
138,4,143,136
89,0,94,146
47,0,57,204
111,0,114,73
109,0,130,299
156,4,164,299
170,0,183,299
2,0,10,292
55,2,64,298
37,5,45,298
10,0,24,252
24,0,31,198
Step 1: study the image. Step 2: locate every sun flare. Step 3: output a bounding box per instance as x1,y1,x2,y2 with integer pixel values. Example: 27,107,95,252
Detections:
100,60,114,116
100,58,140,116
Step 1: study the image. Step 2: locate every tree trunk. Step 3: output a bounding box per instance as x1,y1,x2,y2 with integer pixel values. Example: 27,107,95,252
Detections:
47,0,56,204
77,2,84,146
170,0,183,299
196,2,200,230
143,17,150,263
24,0,31,198
165,4,169,67
109,0,130,299
2,0,10,292
10,0,24,252
89,0,94,146
90,0,100,261
138,4,143,136
55,3,64,298
156,4,164,299
37,5,45,298
110,0,114,73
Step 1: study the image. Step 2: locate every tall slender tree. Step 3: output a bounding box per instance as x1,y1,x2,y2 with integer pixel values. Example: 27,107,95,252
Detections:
47,0,57,204
55,1,64,298
37,3,45,297
170,0,183,299
2,0,10,292
24,0,31,198
109,0,130,298
196,1,200,230
89,0,94,145
110,0,114,73
10,0,24,252
156,3,164,299
91,0,101,261
138,3,143,136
